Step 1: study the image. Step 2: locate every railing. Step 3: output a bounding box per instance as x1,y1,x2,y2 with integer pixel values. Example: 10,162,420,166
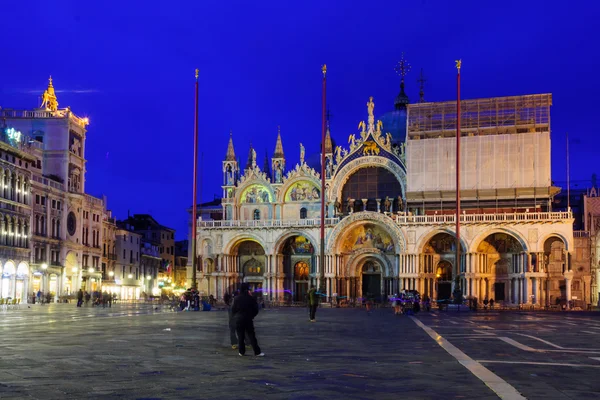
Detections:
197,211,572,229
0,108,87,127
574,230,590,238
32,174,64,191
395,211,572,224
198,218,340,228
84,194,104,207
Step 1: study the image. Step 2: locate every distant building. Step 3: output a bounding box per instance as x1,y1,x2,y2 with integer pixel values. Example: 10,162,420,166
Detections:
174,240,188,288
120,214,175,283
112,224,142,300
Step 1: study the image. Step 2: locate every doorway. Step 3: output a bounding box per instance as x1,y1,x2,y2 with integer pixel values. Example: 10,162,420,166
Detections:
437,282,452,300
295,282,308,302
494,282,505,301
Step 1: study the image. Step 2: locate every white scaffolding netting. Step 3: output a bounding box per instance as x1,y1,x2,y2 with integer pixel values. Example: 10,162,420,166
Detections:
406,131,551,192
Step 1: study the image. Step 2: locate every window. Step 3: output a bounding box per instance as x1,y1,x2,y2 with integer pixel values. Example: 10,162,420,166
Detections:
52,199,56,209
123,249,126,259
41,196,46,206
35,194,40,204
123,234,126,241
300,207,307,219
253,209,260,220
57,201,61,210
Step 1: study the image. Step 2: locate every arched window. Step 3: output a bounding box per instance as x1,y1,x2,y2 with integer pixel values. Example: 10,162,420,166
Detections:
253,209,260,220
300,207,307,219
294,262,309,280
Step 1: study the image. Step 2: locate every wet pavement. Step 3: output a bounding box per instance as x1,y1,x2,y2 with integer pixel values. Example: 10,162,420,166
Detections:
0,303,598,399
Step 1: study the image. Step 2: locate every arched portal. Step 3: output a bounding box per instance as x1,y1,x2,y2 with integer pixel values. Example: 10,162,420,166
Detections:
478,232,524,304
231,240,266,296
361,260,382,302
543,236,567,306
341,166,403,213
280,235,315,301
423,232,461,300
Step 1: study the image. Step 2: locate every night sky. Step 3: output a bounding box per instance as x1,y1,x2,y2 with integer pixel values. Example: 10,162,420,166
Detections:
2,1,599,239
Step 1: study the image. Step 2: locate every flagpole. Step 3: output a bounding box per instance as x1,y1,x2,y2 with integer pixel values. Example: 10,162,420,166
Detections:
320,64,327,297
455,60,461,297
191,69,199,290
566,132,570,212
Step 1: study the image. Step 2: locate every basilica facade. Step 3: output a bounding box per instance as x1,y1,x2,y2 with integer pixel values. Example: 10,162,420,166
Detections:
190,80,584,307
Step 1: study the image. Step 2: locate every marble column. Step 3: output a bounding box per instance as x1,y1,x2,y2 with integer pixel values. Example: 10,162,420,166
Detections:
564,270,574,309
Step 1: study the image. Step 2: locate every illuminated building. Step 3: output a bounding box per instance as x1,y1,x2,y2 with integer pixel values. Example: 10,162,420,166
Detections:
189,67,586,308
0,77,107,302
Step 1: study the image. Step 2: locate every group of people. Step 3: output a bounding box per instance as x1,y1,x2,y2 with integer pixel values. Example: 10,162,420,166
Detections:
76,289,114,308
33,290,53,304
391,292,430,315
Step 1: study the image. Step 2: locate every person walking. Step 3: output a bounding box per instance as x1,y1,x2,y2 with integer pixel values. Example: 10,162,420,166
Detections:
307,285,319,322
77,289,84,307
225,291,238,350
231,283,264,357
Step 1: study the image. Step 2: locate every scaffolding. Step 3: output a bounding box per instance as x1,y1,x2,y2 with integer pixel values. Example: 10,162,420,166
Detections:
407,93,552,139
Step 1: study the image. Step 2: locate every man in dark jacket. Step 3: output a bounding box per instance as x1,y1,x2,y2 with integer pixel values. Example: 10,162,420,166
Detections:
231,283,264,357
76,289,84,307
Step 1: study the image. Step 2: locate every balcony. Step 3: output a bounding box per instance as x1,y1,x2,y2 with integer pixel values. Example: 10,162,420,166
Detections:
32,174,64,191
197,211,573,229
84,194,104,208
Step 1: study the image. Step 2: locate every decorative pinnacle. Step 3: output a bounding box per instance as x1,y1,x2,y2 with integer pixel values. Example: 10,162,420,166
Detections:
455,59,462,72
195,69,199,80
48,75,53,86
394,53,411,80
322,64,327,77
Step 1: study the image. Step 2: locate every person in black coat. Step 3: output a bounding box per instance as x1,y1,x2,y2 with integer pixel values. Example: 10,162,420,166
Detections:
231,283,264,357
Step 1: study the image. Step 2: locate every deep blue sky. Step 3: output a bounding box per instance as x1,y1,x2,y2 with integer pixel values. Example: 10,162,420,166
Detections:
2,1,599,239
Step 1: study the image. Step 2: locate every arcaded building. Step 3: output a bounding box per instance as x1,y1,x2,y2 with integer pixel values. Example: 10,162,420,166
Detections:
189,75,581,307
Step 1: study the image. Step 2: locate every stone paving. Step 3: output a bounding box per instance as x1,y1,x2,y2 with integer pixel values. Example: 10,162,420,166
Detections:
0,303,599,399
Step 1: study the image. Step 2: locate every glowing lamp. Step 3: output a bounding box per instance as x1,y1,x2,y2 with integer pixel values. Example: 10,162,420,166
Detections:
41,263,48,270
108,271,114,277
88,267,94,273
128,274,133,279
72,267,78,273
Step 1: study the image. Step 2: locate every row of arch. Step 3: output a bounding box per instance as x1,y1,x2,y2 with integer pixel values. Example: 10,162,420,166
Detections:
230,157,407,209
210,222,569,258
0,214,29,248
0,168,30,206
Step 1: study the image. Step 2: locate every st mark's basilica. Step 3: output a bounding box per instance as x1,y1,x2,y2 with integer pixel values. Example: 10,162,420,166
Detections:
189,70,584,307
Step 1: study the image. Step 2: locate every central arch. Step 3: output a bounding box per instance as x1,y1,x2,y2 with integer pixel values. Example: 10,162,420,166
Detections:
330,156,407,209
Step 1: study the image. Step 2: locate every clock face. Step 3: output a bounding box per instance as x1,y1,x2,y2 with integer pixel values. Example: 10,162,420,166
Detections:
67,212,77,236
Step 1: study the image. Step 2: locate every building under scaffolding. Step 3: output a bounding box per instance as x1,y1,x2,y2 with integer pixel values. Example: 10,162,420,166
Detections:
405,94,556,210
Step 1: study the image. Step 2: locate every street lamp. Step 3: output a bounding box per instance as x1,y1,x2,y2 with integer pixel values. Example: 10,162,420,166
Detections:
146,275,152,280
88,267,94,274
108,271,114,277
72,267,78,273
128,274,133,279
41,263,48,270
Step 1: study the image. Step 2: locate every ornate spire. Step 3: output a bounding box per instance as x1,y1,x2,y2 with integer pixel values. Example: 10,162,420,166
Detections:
40,75,59,111
225,130,236,161
417,68,427,103
394,54,411,110
324,124,333,154
263,150,271,179
273,126,284,159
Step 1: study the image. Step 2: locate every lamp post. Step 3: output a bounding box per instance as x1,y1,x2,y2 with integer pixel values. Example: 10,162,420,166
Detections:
191,69,200,290
41,263,47,299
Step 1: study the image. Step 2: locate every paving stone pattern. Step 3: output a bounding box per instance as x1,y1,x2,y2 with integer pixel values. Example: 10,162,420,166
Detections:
3,304,598,399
